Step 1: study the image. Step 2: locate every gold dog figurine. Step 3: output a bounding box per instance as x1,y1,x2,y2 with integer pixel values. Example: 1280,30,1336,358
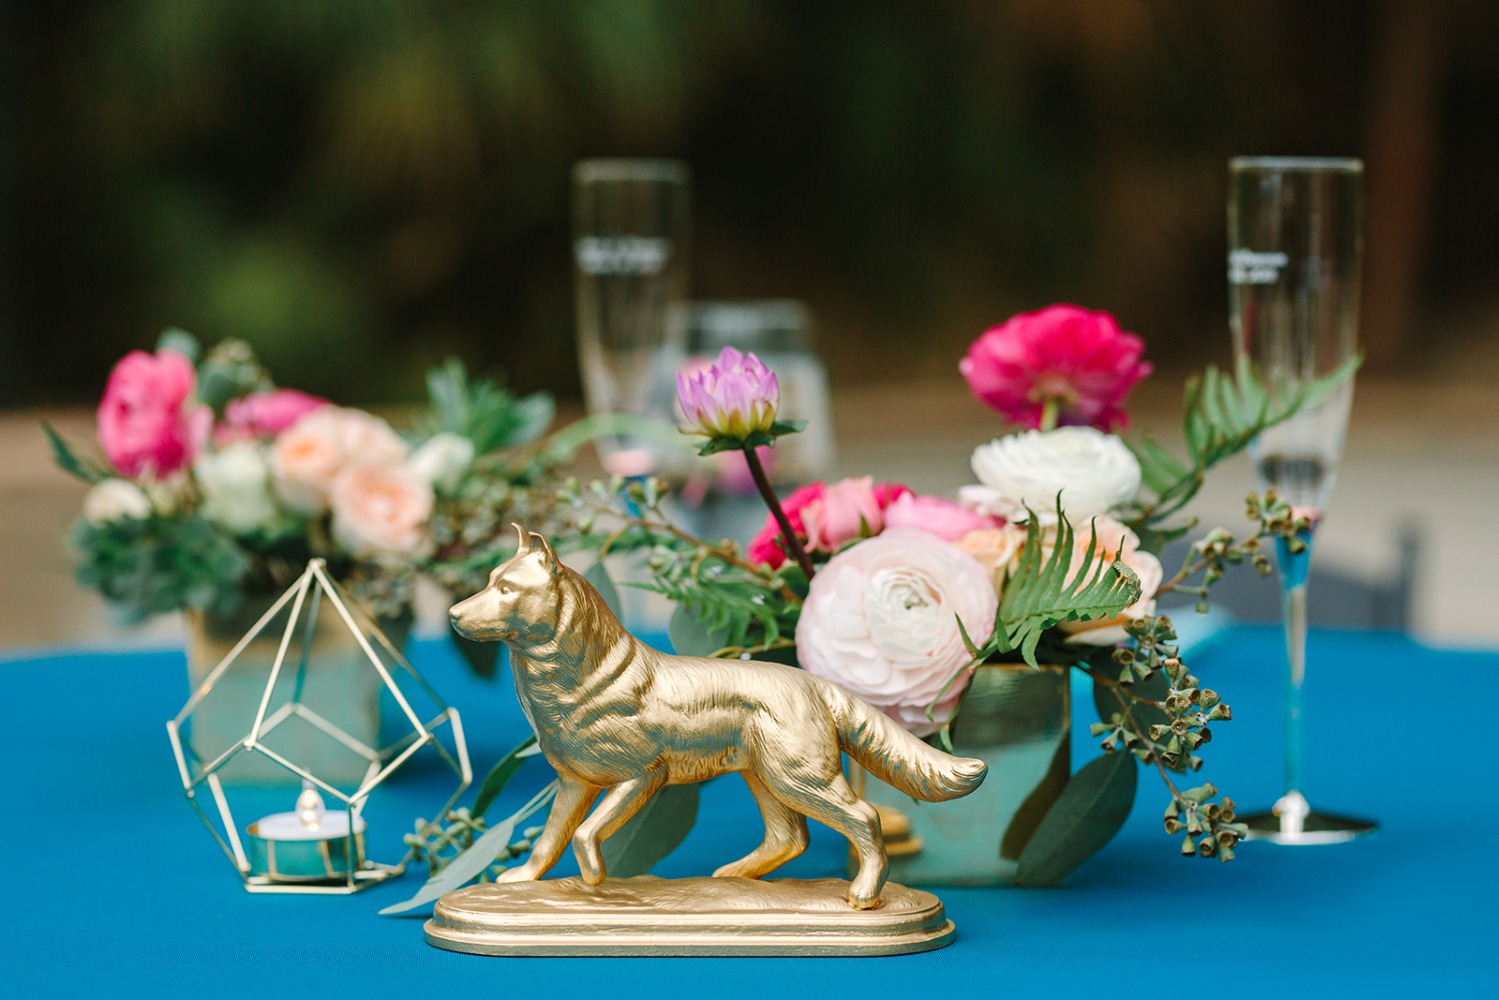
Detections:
449,526,988,910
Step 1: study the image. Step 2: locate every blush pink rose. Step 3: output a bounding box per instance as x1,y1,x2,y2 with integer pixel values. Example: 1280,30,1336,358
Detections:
747,481,824,567
96,348,211,477
796,529,998,736
218,389,328,443
329,461,435,557
270,407,409,514
960,304,1152,431
883,493,1002,541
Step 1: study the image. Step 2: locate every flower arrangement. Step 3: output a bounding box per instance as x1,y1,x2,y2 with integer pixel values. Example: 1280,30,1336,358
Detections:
46,330,579,674
548,303,1355,884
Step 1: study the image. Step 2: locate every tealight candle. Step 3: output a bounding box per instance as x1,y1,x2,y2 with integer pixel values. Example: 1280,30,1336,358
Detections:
246,783,367,883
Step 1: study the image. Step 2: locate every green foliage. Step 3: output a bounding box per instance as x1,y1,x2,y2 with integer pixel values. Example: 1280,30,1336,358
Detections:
155,327,201,363
195,338,272,411
42,423,106,484
694,419,808,456
667,602,733,658
1016,749,1138,886
71,515,251,621
1127,355,1360,528
416,358,555,457
470,736,539,819
380,782,558,916
978,507,1142,667
600,783,701,878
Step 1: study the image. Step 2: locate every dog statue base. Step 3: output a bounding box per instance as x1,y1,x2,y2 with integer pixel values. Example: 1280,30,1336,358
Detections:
424,875,954,957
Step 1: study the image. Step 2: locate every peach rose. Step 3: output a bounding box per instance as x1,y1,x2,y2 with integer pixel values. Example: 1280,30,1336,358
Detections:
329,461,434,557
954,524,1029,594
270,407,408,514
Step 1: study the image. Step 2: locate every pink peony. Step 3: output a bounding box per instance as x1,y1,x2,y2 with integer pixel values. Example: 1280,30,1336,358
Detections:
329,462,434,557
218,389,328,443
97,348,211,477
746,478,913,568
676,346,780,441
960,304,1152,431
883,493,1002,541
796,529,998,736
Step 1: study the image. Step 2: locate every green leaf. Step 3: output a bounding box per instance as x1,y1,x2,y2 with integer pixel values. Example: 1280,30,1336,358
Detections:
583,560,622,618
417,358,558,455
156,327,201,363
470,736,538,819
1016,750,1138,886
667,602,732,657
696,436,745,456
379,805,528,916
41,421,106,483
600,783,701,877
999,735,1073,861
1129,436,1190,496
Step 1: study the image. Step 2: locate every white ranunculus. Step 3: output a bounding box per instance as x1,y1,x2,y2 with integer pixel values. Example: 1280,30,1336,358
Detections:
795,529,998,737
195,442,279,534
962,426,1141,523
83,479,153,524
407,432,475,492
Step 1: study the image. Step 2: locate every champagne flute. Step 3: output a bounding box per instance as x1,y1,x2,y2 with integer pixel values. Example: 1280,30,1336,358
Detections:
1228,156,1374,844
572,159,691,477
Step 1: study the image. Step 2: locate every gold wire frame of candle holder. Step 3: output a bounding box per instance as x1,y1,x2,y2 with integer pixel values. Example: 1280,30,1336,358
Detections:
166,559,472,894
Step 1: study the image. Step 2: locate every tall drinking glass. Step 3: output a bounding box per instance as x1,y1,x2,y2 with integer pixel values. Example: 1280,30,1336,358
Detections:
573,159,691,477
1228,156,1374,844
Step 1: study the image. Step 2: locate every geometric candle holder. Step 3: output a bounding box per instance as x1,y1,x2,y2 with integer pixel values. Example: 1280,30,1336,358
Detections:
167,559,472,894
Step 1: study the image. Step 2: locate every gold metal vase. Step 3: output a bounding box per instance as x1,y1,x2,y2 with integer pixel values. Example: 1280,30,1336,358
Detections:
850,663,1070,885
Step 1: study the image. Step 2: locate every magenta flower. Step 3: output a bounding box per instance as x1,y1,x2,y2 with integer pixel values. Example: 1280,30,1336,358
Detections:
676,346,781,446
218,388,328,443
746,478,914,568
97,348,211,477
960,304,1152,431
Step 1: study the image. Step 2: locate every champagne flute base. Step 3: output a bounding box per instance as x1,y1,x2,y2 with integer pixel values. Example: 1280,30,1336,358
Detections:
1241,790,1377,845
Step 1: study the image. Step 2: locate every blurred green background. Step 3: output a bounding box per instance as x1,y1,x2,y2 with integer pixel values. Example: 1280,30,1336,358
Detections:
2,0,1494,406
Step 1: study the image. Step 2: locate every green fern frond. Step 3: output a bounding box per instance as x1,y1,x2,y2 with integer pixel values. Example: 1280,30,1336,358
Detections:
988,507,1143,667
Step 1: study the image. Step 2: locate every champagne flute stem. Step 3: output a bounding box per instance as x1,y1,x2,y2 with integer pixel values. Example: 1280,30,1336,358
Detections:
1282,579,1307,797
1275,528,1315,799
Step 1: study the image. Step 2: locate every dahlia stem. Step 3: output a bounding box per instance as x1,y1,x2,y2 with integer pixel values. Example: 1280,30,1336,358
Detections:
742,445,816,580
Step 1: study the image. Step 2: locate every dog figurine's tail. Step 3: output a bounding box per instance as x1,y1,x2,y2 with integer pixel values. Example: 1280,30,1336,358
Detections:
820,680,988,801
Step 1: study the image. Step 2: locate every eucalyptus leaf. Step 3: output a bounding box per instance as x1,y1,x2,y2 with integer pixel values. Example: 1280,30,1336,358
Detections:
379,811,525,915
667,602,732,657
583,560,622,618
999,736,1073,861
470,735,538,819
600,783,700,878
1016,750,1138,887
156,327,201,363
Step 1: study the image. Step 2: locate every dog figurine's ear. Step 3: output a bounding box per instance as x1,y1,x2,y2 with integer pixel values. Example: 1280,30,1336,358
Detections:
529,531,560,575
511,523,530,555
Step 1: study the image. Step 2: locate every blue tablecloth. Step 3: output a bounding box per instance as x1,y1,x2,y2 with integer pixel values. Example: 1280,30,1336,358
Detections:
3,627,1495,996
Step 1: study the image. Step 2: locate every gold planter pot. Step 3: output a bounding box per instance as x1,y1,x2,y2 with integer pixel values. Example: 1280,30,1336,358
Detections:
850,663,1070,886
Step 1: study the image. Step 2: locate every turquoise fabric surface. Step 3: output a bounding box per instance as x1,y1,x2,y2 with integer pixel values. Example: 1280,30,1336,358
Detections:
2,627,1494,996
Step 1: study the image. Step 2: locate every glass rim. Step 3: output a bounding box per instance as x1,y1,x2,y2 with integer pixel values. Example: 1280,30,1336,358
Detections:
573,158,690,184
1230,156,1363,173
